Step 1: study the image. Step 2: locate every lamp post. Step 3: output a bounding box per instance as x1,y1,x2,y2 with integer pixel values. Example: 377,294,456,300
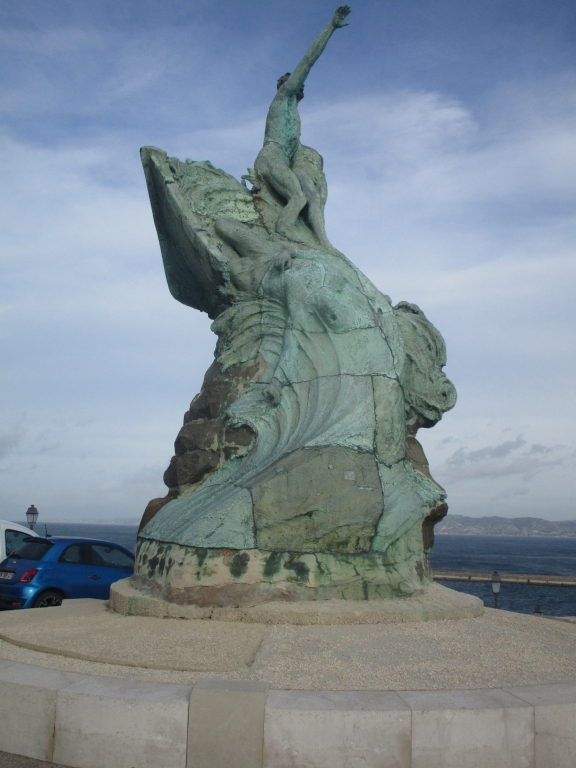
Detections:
491,571,501,609
25,505,39,531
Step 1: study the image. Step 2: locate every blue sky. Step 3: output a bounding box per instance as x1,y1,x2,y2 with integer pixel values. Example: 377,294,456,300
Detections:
1,0,575,522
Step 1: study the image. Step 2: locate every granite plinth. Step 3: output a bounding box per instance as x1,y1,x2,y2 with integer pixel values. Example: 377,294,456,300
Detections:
111,578,483,624
1,600,576,767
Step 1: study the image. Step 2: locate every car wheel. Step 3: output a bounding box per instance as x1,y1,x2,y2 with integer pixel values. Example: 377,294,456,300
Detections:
32,590,63,608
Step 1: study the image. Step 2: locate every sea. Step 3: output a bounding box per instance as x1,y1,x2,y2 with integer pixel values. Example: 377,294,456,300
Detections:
431,535,576,618
10,523,576,618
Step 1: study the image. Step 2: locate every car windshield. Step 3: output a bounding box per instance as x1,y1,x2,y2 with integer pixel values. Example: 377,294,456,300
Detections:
10,539,53,561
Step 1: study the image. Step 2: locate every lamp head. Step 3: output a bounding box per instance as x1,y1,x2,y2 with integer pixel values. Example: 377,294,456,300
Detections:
26,504,39,530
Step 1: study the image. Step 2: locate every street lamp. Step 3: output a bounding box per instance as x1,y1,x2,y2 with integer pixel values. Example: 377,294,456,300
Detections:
26,505,39,531
491,571,501,609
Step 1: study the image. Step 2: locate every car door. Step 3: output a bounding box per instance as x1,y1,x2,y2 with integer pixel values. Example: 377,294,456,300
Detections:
50,543,88,599
86,544,134,599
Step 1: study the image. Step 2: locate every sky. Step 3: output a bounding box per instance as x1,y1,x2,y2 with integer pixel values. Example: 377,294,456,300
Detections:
1,0,575,523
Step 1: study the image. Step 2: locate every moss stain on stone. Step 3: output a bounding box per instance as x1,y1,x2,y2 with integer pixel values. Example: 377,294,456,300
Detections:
283,555,310,583
195,547,208,569
230,551,250,578
263,551,283,578
195,547,209,580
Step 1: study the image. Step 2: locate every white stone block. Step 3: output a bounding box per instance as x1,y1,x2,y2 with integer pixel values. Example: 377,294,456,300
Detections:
0,660,86,761
506,683,576,768
264,689,411,768
400,688,535,768
53,676,191,768
188,679,269,768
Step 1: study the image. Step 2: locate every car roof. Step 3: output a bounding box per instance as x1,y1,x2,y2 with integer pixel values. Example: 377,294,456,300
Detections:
22,536,133,549
0,520,39,536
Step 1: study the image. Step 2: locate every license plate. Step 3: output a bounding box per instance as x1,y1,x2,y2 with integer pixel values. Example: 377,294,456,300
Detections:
0,572,13,579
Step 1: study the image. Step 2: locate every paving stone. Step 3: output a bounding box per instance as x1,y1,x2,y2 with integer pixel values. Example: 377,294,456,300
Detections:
0,751,66,768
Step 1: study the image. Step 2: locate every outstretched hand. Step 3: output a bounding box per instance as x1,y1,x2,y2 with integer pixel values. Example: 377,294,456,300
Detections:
332,5,351,28
274,249,294,271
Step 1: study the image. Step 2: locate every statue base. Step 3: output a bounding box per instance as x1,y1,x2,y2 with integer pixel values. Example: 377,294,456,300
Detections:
131,522,438,608
110,578,483,624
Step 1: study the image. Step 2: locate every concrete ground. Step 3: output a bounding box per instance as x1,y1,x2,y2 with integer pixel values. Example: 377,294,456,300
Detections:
1,597,576,691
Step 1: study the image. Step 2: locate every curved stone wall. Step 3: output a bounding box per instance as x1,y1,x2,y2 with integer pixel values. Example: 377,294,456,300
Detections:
0,657,574,767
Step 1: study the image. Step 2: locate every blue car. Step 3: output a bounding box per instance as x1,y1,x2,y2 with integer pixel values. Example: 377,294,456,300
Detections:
0,536,134,609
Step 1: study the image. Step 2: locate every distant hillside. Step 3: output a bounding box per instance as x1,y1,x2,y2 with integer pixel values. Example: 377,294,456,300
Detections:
436,515,576,538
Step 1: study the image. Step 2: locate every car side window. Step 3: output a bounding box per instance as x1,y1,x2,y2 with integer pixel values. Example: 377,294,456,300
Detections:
89,544,134,569
59,544,86,565
5,529,29,557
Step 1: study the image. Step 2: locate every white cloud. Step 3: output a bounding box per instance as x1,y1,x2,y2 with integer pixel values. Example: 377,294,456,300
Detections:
441,435,574,483
299,87,575,520
1,80,575,521
0,134,215,521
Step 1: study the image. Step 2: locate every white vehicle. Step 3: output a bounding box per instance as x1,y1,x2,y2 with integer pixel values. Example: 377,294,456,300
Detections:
0,520,39,562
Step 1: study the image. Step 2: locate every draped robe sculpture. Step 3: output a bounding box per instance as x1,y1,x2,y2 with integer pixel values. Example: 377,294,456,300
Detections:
131,6,457,607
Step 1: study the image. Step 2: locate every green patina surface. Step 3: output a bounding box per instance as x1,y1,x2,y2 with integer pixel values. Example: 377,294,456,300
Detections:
134,7,456,607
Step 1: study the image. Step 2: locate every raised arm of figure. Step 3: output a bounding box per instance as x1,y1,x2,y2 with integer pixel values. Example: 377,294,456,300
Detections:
282,5,351,95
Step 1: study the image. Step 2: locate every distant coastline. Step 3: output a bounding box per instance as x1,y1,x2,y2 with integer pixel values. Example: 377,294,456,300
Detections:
7,515,576,538
436,515,576,538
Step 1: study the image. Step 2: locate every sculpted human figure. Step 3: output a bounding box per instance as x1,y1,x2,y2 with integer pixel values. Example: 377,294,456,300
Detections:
254,5,350,246
291,145,329,249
